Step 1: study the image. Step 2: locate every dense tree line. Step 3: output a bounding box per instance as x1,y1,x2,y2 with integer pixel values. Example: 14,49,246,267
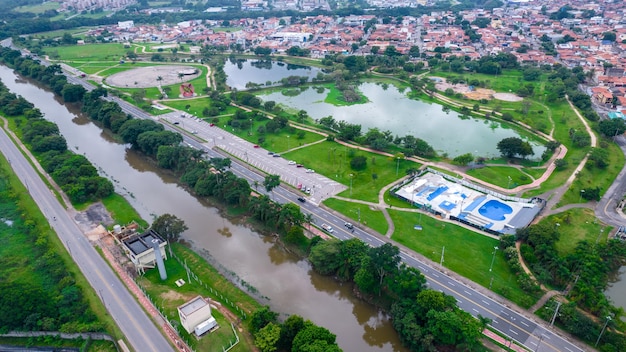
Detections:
308,240,487,351
0,155,104,333
0,78,113,203
515,222,626,350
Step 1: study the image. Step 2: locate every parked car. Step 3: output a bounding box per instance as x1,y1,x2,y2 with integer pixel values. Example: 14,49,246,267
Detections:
306,169,315,173
288,161,296,165
297,197,306,203
273,154,281,158
173,122,180,125
253,145,260,148
191,130,198,134
296,164,304,168
268,151,274,155
209,123,215,127
305,187,311,194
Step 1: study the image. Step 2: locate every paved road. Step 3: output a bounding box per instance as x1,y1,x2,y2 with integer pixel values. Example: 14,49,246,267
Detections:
5,43,589,352
0,128,174,352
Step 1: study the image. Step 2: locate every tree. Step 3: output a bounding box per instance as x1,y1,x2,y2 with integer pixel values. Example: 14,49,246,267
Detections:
263,174,281,198
250,306,278,333
497,137,534,159
151,213,188,243
598,118,626,138
453,153,474,166
602,31,616,42
350,155,367,171
309,240,342,275
368,243,401,295
291,321,338,352
61,84,86,102
277,315,305,351
255,322,281,352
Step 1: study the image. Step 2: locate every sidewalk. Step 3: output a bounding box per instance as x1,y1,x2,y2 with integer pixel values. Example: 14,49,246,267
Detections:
483,329,529,352
100,243,192,352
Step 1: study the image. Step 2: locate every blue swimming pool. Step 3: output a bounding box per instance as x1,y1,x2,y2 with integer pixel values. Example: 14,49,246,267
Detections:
478,200,513,221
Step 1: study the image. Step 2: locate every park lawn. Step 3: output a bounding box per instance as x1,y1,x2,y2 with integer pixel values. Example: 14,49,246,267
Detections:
213,27,244,32
521,167,546,180
28,27,92,39
138,252,253,352
323,198,389,235
46,43,129,61
101,193,149,228
386,189,414,209
540,208,612,255
14,1,59,13
466,166,533,190
557,141,624,207
389,210,534,308
161,99,239,117
284,141,421,203
523,101,591,197
67,62,118,74
251,123,324,153
431,69,529,94
323,83,368,106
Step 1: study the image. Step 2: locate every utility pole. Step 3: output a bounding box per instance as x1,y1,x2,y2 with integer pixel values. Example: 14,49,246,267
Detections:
440,246,445,267
550,301,562,327
595,316,612,347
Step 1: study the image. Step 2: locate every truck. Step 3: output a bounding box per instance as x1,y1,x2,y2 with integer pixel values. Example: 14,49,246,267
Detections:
321,223,334,233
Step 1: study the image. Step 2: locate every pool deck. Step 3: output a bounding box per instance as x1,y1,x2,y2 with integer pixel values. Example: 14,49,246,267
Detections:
395,172,541,234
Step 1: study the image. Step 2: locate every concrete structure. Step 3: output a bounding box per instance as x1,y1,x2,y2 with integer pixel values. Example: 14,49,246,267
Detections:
118,229,168,273
178,296,213,334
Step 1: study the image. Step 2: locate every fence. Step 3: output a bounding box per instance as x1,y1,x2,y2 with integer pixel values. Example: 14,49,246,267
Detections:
134,250,247,352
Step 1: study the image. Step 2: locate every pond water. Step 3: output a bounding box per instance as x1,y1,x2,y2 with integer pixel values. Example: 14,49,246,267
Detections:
258,83,545,159
224,59,322,90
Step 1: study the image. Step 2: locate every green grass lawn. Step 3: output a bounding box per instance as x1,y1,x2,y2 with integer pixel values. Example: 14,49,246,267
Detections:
466,166,534,190
557,141,624,207
29,27,92,39
46,43,129,61
389,210,534,307
284,141,421,203
540,208,612,255
14,1,59,13
101,193,149,228
431,69,527,94
323,198,388,235
161,98,239,117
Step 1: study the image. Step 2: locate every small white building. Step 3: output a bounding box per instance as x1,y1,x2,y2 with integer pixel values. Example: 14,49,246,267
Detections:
178,296,213,334
118,21,134,30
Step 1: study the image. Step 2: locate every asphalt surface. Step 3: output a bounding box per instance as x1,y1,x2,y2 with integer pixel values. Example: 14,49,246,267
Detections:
1,39,593,352
0,128,173,352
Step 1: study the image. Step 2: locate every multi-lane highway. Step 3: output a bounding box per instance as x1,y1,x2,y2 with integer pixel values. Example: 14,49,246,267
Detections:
2,42,590,352
0,128,174,352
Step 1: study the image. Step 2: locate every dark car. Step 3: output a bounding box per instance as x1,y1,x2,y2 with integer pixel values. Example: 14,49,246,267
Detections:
273,154,281,158
268,151,274,155
253,145,260,148
173,122,180,125
297,197,306,203
344,222,354,230
296,164,304,168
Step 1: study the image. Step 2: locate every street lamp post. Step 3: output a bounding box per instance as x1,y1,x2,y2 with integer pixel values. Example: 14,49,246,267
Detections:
579,189,585,203
439,246,445,267
489,246,498,272
507,176,512,189
287,135,290,150
396,157,400,176
596,227,605,244
350,173,354,197
595,316,612,347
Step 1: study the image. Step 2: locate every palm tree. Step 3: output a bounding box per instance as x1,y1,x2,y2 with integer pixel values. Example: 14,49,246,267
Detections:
178,72,185,82
156,76,163,86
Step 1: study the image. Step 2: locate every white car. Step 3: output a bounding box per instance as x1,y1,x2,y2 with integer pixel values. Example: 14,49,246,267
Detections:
288,161,296,165
306,169,315,173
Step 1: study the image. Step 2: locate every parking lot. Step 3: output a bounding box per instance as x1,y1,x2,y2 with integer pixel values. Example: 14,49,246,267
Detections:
160,111,346,204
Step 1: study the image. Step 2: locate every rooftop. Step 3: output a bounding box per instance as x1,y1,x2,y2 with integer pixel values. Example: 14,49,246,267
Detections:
179,296,209,317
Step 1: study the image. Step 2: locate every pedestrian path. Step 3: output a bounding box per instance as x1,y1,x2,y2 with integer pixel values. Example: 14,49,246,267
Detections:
100,244,192,352
483,329,529,351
